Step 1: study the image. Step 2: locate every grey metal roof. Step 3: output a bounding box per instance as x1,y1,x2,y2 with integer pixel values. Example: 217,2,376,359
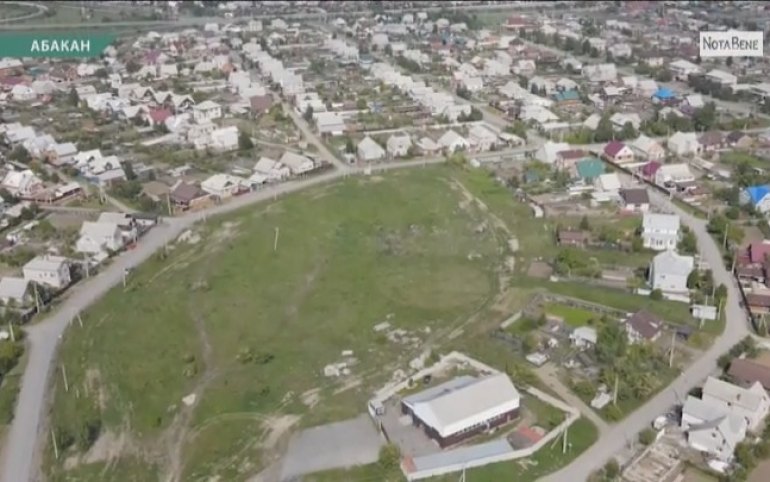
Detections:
410,439,513,472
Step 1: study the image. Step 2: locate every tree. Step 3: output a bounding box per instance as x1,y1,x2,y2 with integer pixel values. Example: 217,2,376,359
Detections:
303,105,314,123
649,289,663,300
603,460,620,480
725,56,733,67
378,443,401,475
125,59,141,73
687,270,700,290
344,137,355,154
9,146,31,164
715,284,728,304
121,161,137,181
356,98,368,110
68,88,79,106
638,428,656,446
579,215,591,230
383,43,392,56
678,228,697,254
238,129,254,150
620,121,637,140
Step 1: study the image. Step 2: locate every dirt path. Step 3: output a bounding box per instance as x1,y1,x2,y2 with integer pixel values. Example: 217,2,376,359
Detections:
535,363,610,434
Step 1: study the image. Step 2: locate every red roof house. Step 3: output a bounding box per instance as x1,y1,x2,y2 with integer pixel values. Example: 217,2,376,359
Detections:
641,161,661,178
603,141,635,164
147,108,172,125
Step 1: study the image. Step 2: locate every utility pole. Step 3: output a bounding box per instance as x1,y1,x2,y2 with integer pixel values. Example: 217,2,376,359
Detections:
122,268,129,288
51,428,59,460
77,313,83,328
669,331,676,368
562,425,569,454
613,375,619,406
166,193,173,216
33,283,41,314
274,227,280,252
459,467,466,482
722,226,729,250
61,366,69,393
8,322,14,342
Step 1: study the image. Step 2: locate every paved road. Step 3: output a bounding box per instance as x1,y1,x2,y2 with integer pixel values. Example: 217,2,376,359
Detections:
0,158,445,482
0,1,47,24
542,178,751,482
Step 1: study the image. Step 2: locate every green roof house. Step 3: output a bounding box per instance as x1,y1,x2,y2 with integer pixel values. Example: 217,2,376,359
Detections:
575,157,605,182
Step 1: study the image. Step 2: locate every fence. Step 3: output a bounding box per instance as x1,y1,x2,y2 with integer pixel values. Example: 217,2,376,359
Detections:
402,386,580,481
527,292,630,319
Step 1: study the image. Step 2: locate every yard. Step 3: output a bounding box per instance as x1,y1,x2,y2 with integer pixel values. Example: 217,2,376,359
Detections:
544,303,596,327
308,418,598,482
45,166,556,481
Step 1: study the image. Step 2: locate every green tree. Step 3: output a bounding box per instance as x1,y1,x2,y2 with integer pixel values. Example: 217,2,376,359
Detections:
620,122,637,140
9,146,31,164
344,137,355,154
238,130,254,150
378,443,401,475
650,289,663,300
638,428,656,446
303,105,314,123
579,215,591,230
68,88,79,106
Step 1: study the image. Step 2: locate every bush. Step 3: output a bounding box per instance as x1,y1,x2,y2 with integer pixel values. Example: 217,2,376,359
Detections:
638,428,656,445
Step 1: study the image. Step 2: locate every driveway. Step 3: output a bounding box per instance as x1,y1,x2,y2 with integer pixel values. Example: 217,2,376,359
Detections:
279,414,383,481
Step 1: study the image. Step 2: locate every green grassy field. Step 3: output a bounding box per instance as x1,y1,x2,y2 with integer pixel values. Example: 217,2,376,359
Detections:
46,166,555,481
545,304,597,327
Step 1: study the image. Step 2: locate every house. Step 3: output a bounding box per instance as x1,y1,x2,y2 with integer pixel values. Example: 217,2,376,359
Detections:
649,250,694,294
555,149,588,172
642,213,680,251
279,151,315,175
699,131,726,152
726,131,753,149
467,124,499,152
630,135,665,162
655,163,695,188
400,373,521,448
169,181,211,212
76,221,123,255
609,113,641,131
741,185,770,214
668,131,702,157
669,59,701,81
1,170,43,199
254,157,290,182
625,310,663,344
0,277,32,306
416,137,441,156
22,255,71,290
603,141,635,165
192,100,223,123
619,188,650,212
728,358,770,391
437,130,470,153
570,326,597,349
386,134,412,158
249,94,273,115
557,230,590,247
201,174,245,199
357,137,386,162
209,126,239,151
315,111,346,136
46,142,78,166
683,395,747,462
534,141,570,165
575,158,605,183
705,69,738,87
584,63,617,83
595,173,621,194
702,376,770,432
685,94,705,109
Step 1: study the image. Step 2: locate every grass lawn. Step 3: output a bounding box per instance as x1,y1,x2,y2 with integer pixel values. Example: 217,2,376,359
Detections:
46,166,553,481
308,418,598,482
516,279,695,326
544,303,597,327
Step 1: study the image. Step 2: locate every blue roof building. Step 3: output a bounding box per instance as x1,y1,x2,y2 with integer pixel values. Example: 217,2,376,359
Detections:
652,87,676,101
553,90,580,102
741,184,770,213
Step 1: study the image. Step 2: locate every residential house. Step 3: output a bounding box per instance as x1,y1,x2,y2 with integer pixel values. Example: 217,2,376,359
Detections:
584,63,617,83
654,163,695,189
555,149,588,172
201,174,245,199
437,130,470,153
357,137,386,162
741,185,770,215
315,111,346,136
76,221,123,255
702,376,770,432
649,250,694,294
699,131,726,152
603,141,635,165
570,326,597,349
467,124,499,152
416,137,441,156
575,158,605,183
706,69,738,87
609,113,642,131
169,181,211,212
192,100,223,123
726,131,753,149
668,131,702,157
625,310,663,344
669,59,701,81
728,358,770,391
249,94,273,116
209,126,239,151
642,213,680,251
22,255,70,290
254,157,290,182
279,151,315,175
0,277,32,306
1,170,43,199
619,188,650,212
630,135,665,162
534,141,570,165
46,142,78,166
595,173,621,194
386,134,412,159
683,395,747,462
